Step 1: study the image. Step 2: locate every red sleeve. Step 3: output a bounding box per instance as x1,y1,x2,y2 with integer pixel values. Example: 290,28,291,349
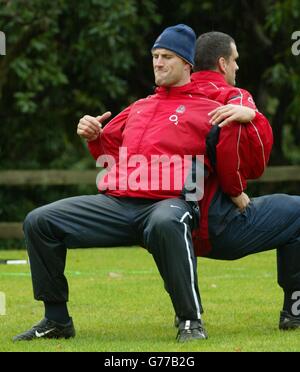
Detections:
225,87,257,109
216,90,273,196
241,111,273,179
216,123,246,196
87,105,132,161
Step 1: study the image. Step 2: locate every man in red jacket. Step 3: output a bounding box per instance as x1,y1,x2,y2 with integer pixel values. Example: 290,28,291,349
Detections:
14,24,220,343
192,31,300,331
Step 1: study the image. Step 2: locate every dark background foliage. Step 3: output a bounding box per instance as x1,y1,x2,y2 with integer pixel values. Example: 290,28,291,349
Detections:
0,0,299,226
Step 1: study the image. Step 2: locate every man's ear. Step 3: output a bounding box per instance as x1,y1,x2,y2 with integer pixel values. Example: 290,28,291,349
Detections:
217,57,227,75
184,62,193,73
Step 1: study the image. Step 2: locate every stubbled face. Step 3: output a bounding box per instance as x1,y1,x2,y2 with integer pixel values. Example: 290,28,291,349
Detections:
152,48,191,87
224,42,239,86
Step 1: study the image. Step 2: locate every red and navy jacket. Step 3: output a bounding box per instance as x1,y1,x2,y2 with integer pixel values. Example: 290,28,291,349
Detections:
192,70,273,195
191,71,273,256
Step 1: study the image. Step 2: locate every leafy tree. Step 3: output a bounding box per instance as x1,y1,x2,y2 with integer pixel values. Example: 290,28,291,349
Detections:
0,0,160,170
1,0,299,169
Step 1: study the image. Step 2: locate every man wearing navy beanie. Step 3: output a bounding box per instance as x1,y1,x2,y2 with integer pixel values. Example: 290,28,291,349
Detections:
15,24,214,345
151,24,196,89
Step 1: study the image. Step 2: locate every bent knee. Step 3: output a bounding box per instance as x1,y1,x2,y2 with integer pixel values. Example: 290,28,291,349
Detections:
151,211,180,230
277,195,300,217
23,207,49,234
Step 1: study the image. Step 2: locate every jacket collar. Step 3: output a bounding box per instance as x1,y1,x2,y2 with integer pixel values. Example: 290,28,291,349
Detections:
155,81,197,96
191,70,227,86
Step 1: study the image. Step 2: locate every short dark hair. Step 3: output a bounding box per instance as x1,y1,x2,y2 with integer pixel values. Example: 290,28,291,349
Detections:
194,31,235,71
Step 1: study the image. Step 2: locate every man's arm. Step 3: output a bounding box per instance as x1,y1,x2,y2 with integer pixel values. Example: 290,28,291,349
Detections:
209,104,255,127
206,87,273,196
208,88,260,127
77,106,132,161
215,114,273,194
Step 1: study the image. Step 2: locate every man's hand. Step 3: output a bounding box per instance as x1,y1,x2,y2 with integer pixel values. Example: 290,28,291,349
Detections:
231,192,251,212
77,111,112,141
208,104,256,127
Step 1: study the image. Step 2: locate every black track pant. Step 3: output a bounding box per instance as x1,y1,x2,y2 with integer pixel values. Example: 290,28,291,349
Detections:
23,194,202,320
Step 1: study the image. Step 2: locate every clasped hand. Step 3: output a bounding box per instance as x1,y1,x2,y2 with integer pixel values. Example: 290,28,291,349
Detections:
77,111,112,141
208,104,256,127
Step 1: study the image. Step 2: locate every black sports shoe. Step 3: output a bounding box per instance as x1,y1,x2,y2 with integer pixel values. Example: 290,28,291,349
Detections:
176,319,208,342
279,311,300,330
13,317,75,341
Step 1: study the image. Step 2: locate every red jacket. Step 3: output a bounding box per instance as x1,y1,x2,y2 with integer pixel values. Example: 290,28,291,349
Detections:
87,74,273,257
88,82,220,200
192,71,273,195
191,71,273,256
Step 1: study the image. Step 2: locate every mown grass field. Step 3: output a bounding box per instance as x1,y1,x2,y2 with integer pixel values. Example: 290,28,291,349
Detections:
0,247,299,352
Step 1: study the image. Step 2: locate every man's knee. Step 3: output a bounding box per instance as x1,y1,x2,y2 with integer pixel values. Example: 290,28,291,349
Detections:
145,206,193,248
276,195,300,221
151,210,180,232
273,194,300,209
23,206,49,235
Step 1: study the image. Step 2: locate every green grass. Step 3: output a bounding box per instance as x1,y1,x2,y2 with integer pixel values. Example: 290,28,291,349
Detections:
0,247,299,352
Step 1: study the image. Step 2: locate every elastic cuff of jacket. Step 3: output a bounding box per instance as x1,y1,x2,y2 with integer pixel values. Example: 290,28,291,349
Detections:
87,135,100,144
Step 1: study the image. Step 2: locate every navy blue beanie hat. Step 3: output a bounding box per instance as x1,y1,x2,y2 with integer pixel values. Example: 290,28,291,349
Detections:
152,24,196,66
